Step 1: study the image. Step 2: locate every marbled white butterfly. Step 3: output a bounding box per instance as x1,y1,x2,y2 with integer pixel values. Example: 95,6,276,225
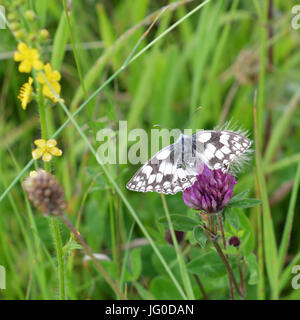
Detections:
126,130,251,195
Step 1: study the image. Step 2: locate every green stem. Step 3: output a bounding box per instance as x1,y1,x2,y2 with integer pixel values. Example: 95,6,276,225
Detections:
253,0,268,150
218,213,235,300
60,213,127,300
37,81,51,172
278,160,300,272
161,194,195,300
49,216,65,300
62,0,87,98
36,77,65,299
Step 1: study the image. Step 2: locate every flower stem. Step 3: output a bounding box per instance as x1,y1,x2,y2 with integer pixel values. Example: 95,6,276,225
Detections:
60,213,127,300
36,81,51,172
161,194,195,300
218,213,235,300
201,224,244,299
35,77,65,299
49,217,65,300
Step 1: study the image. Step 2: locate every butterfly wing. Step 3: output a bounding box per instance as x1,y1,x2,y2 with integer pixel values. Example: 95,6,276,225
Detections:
194,130,252,170
126,143,197,194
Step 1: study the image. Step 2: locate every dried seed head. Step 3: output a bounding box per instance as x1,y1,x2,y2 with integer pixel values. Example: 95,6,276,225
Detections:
23,169,67,216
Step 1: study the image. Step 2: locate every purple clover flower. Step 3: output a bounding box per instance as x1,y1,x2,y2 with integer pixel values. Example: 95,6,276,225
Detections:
183,163,237,214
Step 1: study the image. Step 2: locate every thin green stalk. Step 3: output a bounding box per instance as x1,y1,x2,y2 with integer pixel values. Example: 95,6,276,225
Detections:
278,160,300,272
36,77,65,299
264,89,300,165
161,194,195,300
218,213,235,300
62,0,87,98
60,213,126,300
49,217,65,300
119,223,135,294
109,197,117,264
36,81,51,172
253,0,268,150
255,174,265,300
254,93,279,299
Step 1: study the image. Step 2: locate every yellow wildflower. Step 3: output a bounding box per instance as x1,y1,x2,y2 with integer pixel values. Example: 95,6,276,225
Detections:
32,139,63,162
18,77,34,110
14,42,43,73
37,63,61,102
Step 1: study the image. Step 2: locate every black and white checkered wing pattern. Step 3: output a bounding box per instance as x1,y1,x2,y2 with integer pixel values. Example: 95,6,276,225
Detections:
194,130,252,170
126,144,197,194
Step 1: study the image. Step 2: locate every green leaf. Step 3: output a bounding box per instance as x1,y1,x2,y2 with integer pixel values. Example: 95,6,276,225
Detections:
51,12,69,70
246,253,260,285
35,0,47,27
130,248,142,281
187,251,237,278
238,211,255,257
158,214,198,232
223,245,238,256
193,226,207,248
230,190,249,202
228,198,262,209
224,207,240,230
100,261,132,281
150,276,182,300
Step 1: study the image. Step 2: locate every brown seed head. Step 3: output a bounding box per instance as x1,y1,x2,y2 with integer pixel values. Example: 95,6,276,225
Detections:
23,169,67,216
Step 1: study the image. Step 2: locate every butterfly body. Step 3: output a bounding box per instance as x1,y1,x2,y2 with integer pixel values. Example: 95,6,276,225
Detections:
126,130,251,195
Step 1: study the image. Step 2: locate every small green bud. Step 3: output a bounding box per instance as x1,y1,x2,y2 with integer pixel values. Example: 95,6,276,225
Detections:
25,10,36,21
7,12,18,22
14,29,25,40
39,29,50,40
10,22,21,31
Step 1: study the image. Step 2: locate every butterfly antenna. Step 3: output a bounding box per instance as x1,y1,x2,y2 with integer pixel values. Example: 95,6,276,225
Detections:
153,124,172,130
183,106,203,131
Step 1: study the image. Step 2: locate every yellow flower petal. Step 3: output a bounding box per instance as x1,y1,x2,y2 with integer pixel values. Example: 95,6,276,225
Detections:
14,51,23,62
50,147,62,157
44,63,52,74
37,72,45,84
19,60,32,73
46,139,57,148
42,152,52,162
32,148,43,160
34,139,46,147
52,82,61,94
17,42,28,53
51,70,61,81
33,60,44,70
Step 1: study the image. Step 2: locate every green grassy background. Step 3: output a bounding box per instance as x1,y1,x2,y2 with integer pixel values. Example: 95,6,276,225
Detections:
0,0,300,300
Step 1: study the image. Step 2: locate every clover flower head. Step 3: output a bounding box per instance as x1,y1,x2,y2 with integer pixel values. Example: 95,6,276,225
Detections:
183,163,237,214
37,63,61,102
18,77,34,110
32,139,62,162
14,42,43,73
